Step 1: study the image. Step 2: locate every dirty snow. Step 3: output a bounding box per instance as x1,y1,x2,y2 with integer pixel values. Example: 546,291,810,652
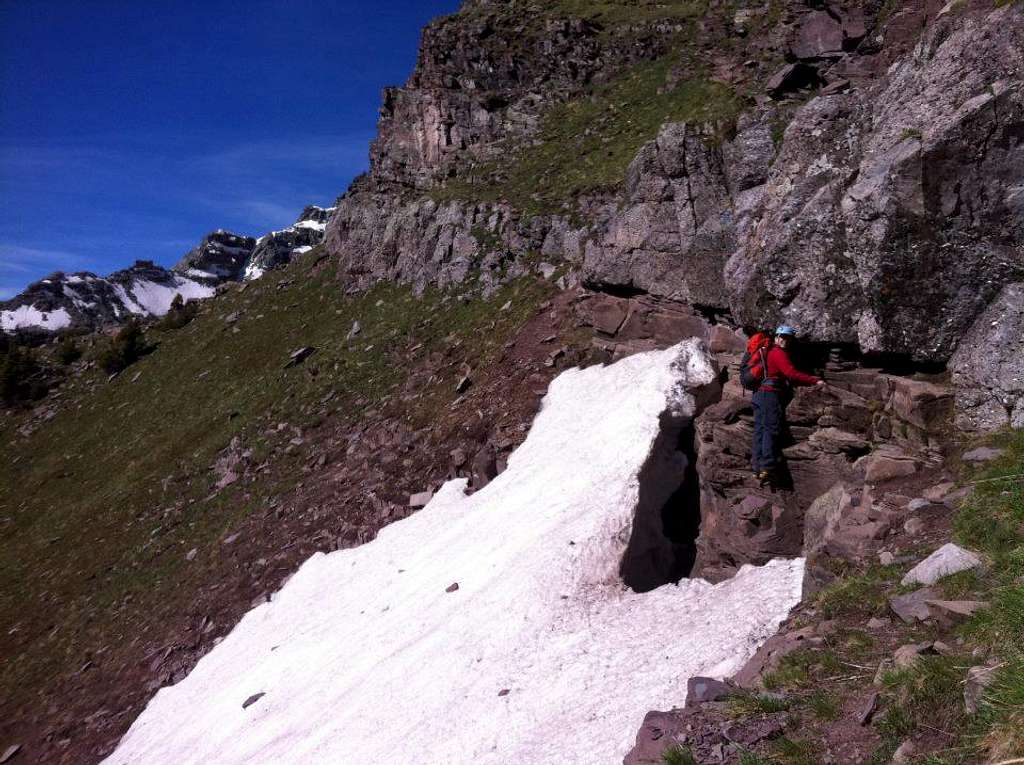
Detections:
1,304,72,331
104,342,804,765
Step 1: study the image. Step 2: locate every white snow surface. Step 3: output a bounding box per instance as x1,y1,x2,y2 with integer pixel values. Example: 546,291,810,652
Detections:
293,218,326,231
1,304,72,331
114,277,215,317
243,260,265,281
104,342,805,765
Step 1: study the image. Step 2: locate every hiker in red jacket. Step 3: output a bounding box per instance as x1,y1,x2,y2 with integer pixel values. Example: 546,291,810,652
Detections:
752,325,826,485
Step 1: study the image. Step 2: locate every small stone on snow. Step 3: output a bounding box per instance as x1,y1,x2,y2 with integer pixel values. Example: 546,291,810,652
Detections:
242,692,265,709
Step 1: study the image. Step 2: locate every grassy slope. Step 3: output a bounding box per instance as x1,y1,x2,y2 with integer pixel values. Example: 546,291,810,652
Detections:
436,61,742,216
0,248,553,719
433,1,746,217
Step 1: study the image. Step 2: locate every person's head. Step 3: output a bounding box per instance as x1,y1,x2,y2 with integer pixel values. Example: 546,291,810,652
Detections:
774,325,797,349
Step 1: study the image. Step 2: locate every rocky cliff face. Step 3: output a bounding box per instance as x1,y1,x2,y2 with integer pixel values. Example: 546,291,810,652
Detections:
324,0,1024,430
2,206,334,334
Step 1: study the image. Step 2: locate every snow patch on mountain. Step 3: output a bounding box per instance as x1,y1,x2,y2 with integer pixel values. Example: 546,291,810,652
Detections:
103,341,804,765
1,304,72,332
126,277,215,316
3,203,336,332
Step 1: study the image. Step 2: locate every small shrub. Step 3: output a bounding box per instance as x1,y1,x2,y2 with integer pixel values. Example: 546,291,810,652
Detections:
1,345,47,404
882,655,967,733
806,690,840,721
771,737,818,765
876,705,914,740
726,691,792,717
98,320,149,375
661,744,697,765
54,337,82,365
816,565,901,618
737,749,771,765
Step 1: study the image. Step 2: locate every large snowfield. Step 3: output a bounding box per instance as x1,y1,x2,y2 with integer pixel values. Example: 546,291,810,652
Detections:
104,341,805,765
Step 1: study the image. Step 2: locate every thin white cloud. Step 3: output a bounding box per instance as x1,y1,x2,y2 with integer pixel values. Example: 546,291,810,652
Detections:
200,134,373,176
0,243,91,271
0,243,101,300
239,199,302,226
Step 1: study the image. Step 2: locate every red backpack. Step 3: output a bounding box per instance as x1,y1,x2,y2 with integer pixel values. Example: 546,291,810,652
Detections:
739,332,772,392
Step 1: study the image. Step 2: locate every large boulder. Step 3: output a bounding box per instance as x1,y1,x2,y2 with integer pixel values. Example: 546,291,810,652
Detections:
727,5,1024,360
950,282,1024,432
582,121,739,306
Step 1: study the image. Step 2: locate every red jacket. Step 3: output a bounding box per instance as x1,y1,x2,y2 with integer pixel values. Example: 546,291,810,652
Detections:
762,346,819,388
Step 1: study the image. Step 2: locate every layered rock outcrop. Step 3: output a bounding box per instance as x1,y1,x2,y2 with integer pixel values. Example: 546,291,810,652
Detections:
324,0,1024,428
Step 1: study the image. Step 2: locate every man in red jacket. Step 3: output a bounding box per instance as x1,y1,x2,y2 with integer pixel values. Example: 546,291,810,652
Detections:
752,325,826,485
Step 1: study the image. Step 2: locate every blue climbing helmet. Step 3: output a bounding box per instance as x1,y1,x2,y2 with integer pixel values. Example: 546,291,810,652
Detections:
775,325,797,338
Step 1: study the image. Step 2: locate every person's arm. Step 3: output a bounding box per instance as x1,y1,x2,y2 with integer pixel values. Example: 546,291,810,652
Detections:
774,348,820,386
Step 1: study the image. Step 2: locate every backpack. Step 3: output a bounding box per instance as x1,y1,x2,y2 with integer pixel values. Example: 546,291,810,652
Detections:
739,333,772,392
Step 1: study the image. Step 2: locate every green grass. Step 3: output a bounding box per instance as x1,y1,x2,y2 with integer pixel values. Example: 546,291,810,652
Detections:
882,655,971,733
938,569,981,599
806,690,840,722
737,750,771,765
433,58,743,217
876,704,915,740
762,648,841,691
726,691,792,717
0,249,555,713
770,737,819,765
661,744,697,765
547,0,707,28
927,428,1024,761
815,564,903,618
953,431,1024,564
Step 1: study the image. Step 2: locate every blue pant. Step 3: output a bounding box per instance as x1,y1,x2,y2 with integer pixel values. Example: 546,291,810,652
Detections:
752,389,783,472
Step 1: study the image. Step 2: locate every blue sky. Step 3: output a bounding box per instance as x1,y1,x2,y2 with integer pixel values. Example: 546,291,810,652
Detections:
0,0,460,299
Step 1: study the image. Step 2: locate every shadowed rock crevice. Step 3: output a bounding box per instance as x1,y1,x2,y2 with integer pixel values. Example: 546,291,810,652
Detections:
620,413,704,593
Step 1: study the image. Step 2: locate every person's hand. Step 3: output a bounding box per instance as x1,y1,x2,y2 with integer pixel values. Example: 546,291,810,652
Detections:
816,380,827,387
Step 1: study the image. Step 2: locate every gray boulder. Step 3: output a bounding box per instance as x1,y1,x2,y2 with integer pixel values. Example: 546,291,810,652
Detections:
902,543,982,586
728,6,1024,360
950,282,1024,432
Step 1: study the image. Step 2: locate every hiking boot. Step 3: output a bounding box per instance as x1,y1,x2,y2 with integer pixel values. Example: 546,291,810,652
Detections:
756,470,772,486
